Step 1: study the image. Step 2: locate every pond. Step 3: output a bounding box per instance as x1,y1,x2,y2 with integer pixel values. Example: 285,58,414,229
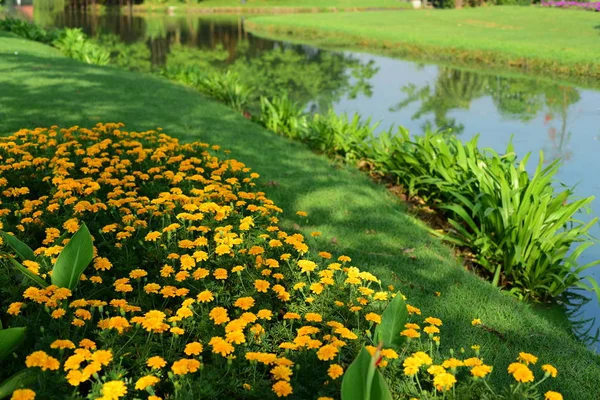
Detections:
11,5,600,350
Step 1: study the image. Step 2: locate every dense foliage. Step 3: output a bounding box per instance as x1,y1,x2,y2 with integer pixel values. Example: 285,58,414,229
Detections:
0,124,566,400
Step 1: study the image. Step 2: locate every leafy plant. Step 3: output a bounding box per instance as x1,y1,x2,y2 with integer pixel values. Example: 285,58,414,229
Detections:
197,71,253,113
53,28,110,66
305,109,377,161
374,292,408,349
258,95,308,139
0,17,59,44
3,223,94,290
341,347,392,400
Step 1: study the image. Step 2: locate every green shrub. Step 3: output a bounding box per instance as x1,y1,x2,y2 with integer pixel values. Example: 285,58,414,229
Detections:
197,71,253,113
53,28,110,66
0,17,59,44
258,95,308,139
363,131,599,301
431,0,456,8
305,109,377,161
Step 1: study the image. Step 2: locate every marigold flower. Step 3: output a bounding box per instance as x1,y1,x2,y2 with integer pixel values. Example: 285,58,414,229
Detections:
542,364,558,378
144,231,161,241
10,389,36,400
50,339,76,350
328,363,343,379
305,313,322,322
365,313,382,324
517,352,538,365
508,362,534,383
424,317,442,326
99,380,127,399
471,364,492,378
297,260,317,274
25,351,60,371
254,279,270,293
272,380,293,397
146,356,167,369
134,375,160,390
197,290,214,303
433,372,456,391
7,302,24,315
270,365,293,381
544,391,563,400
317,345,338,361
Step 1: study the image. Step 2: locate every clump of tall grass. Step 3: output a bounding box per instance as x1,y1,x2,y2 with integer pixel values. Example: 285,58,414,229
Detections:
305,110,377,161
197,71,253,113
53,28,110,66
258,95,307,139
366,131,599,301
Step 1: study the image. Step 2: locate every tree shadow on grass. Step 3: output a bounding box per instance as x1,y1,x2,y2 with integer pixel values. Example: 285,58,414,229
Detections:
1,50,600,398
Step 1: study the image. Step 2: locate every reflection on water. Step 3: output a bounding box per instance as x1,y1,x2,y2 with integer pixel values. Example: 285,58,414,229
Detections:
13,5,600,349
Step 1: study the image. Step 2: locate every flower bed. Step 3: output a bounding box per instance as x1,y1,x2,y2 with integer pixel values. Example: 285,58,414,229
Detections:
540,1,600,11
0,124,564,399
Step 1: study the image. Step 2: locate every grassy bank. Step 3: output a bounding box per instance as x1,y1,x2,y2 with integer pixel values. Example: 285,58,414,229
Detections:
133,0,412,14
1,32,600,398
247,7,600,79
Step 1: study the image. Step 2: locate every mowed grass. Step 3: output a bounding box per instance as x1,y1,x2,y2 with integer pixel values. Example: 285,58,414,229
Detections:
1,34,600,399
135,0,412,12
247,7,600,77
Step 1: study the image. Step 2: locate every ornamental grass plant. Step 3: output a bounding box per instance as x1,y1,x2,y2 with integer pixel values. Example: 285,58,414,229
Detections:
0,124,567,400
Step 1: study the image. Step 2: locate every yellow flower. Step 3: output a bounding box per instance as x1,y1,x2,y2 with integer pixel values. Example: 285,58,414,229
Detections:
401,328,421,339
134,375,160,390
470,364,492,378
296,211,307,217
365,313,381,324
50,339,75,350
442,358,464,369
270,365,293,381
542,364,558,378
146,356,167,369
433,372,456,391
427,365,446,376
318,251,331,259
463,357,483,367
305,313,322,322
406,304,421,315
25,350,60,371
144,231,161,241
257,309,273,320
63,218,80,233
234,297,255,310
171,359,201,375
7,302,24,315
209,337,235,357
508,362,534,383
254,279,270,293
517,352,538,365
99,380,127,400
424,317,442,326
297,260,317,274
197,290,214,303
328,364,344,379
184,342,203,356
272,380,293,397
544,391,563,400
424,325,440,335
471,318,482,326
10,389,35,400
317,345,338,361
213,268,228,280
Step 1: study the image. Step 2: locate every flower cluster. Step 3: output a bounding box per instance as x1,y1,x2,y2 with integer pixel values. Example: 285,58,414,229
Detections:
0,124,565,400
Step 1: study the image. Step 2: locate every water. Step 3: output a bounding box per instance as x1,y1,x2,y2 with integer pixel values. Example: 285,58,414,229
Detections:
11,6,600,348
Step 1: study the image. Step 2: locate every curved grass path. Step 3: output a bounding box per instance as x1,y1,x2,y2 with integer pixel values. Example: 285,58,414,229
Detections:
1,32,599,399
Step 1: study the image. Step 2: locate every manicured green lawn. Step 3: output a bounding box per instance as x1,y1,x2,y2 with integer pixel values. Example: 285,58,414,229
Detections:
247,7,600,78
135,0,412,12
1,33,600,399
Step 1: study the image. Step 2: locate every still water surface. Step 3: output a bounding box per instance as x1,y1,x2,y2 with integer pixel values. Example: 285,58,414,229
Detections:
15,7,600,349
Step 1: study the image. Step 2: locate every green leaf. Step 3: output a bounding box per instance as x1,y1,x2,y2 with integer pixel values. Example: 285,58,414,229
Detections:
0,370,36,399
0,232,35,261
51,223,94,290
341,347,392,400
0,327,26,361
374,292,408,349
8,256,48,288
